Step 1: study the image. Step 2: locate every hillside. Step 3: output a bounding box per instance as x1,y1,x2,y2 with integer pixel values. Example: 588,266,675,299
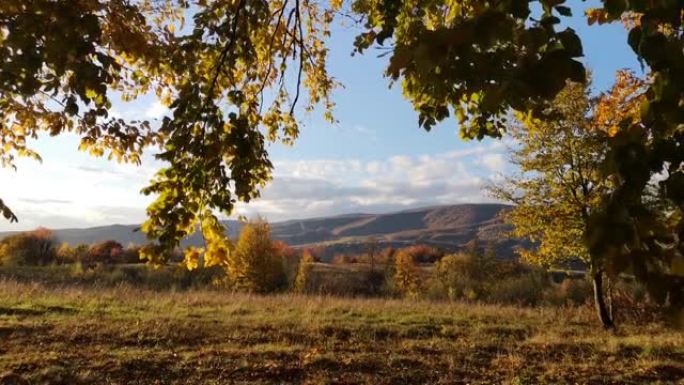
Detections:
269,203,517,258
0,204,519,259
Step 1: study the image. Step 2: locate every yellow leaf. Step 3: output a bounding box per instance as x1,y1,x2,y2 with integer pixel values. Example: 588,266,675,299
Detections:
183,247,203,270
608,125,619,137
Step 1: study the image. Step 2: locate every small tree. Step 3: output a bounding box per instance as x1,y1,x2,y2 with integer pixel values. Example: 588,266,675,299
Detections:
294,249,315,294
228,220,286,293
433,248,496,301
434,253,476,301
393,250,420,298
365,236,379,271
488,76,646,328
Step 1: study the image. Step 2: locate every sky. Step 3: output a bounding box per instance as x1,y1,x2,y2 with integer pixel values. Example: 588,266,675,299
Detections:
0,2,644,231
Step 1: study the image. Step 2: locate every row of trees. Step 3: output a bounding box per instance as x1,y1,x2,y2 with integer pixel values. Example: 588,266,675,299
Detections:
0,223,652,317
0,228,140,266
330,243,444,266
300,238,600,308
0,222,313,294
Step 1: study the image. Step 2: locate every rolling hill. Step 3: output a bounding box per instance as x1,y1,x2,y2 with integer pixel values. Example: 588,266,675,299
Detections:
0,204,520,260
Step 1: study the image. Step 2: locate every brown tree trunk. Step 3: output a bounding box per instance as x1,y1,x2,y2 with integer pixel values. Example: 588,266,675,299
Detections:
592,270,615,329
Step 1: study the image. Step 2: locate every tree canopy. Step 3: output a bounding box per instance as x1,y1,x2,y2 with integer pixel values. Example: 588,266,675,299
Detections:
1,0,338,264
489,76,647,327
489,78,611,267
1,1,683,303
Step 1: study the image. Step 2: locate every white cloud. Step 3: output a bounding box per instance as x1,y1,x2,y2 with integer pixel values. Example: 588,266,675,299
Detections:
145,101,170,120
1,140,510,230
478,153,506,173
237,143,507,221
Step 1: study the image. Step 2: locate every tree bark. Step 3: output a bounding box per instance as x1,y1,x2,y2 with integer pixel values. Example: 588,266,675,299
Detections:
592,270,615,329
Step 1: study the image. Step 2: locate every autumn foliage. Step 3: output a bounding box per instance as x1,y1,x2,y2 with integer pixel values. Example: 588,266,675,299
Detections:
0,228,56,266
227,220,287,293
392,250,421,298
294,249,316,294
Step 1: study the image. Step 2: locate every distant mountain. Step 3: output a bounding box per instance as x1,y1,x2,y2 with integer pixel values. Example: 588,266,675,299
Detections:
0,204,522,260
269,204,519,259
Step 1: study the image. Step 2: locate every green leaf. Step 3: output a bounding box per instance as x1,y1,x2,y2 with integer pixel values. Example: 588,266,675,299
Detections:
558,28,583,57
555,6,572,17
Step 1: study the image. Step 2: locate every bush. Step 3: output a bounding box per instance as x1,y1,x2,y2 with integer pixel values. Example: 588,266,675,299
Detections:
487,271,549,306
431,253,480,301
0,228,57,266
331,254,358,264
424,248,559,305
120,245,143,264
86,240,124,264
552,278,593,305
73,244,90,262
55,242,76,264
428,250,500,301
400,244,443,263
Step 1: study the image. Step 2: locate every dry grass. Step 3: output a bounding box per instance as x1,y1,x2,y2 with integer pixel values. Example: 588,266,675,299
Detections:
0,278,682,384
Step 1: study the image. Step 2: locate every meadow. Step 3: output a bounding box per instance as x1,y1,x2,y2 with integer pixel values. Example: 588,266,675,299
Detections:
0,273,682,384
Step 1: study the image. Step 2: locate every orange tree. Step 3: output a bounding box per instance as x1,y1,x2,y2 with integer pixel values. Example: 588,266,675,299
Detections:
0,1,682,308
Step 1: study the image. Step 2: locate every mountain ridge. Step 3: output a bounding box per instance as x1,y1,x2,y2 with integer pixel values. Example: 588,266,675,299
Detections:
0,203,519,260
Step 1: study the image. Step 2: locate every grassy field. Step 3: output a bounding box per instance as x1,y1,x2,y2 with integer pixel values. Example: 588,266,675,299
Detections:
0,278,682,385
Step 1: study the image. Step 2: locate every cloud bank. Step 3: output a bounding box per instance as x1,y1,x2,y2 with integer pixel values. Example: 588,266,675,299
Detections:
0,140,508,231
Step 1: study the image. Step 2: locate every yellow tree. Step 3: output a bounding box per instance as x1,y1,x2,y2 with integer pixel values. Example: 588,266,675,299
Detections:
228,219,286,293
489,74,646,328
393,250,420,298
293,249,315,293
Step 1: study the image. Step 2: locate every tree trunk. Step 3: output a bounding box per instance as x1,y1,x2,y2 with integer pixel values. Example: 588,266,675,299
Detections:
592,270,615,330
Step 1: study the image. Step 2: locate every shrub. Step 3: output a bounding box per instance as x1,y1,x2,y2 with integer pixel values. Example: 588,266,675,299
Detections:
400,244,443,263
331,254,358,264
556,277,593,305
120,245,143,264
487,270,549,306
73,243,90,262
56,242,104,265
86,240,124,264
432,253,479,301
55,242,76,264
0,228,57,266
429,250,500,301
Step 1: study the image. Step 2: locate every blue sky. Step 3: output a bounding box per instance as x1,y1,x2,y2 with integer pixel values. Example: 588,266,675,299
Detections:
0,2,644,231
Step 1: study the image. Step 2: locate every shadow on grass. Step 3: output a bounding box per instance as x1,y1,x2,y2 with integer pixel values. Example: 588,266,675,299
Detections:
0,306,78,317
